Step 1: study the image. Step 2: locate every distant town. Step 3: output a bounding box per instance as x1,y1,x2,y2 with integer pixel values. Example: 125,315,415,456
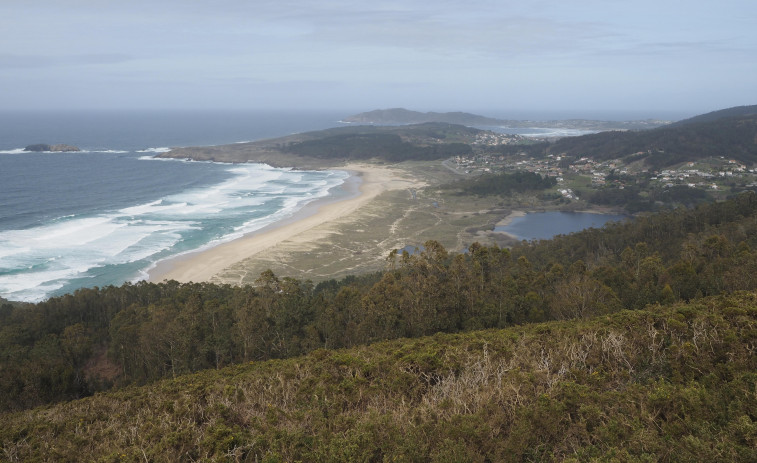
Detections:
450,131,757,202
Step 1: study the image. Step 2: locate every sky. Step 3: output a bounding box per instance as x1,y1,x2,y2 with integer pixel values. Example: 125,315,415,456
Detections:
2,0,755,117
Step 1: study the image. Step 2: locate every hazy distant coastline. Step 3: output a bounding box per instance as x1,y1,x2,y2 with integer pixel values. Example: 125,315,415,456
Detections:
342,108,671,131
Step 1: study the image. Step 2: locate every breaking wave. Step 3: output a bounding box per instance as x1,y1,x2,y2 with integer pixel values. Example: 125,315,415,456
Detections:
0,163,349,302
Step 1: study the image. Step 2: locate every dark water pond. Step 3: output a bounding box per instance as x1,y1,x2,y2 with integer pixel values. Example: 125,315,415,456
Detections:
495,211,627,241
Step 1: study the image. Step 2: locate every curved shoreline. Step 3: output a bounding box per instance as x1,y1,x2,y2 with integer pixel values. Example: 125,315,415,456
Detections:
148,163,418,283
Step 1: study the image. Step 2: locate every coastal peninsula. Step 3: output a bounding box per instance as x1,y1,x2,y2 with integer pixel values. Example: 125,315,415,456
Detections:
151,123,523,284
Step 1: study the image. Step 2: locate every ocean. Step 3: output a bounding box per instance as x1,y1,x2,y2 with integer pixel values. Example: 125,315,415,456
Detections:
0,110,351,302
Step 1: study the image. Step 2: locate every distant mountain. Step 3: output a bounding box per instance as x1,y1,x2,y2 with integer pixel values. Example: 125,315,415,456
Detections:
343,108,669,131
668,104,757,128
343,108,504,126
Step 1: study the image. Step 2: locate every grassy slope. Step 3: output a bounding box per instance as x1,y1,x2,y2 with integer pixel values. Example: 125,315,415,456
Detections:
158,122,483,167
2,292,756,462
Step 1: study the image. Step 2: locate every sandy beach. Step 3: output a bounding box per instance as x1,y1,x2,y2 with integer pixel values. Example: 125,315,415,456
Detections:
492,210,527,240
495,210,527,228
148,163,421,283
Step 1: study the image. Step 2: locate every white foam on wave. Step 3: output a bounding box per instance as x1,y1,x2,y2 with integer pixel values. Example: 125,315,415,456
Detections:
138,155,215,164
1,148,128,155
0,163,350,302
0,269,76,302
229,169,345,238
518,128,599,138
136,147,172,153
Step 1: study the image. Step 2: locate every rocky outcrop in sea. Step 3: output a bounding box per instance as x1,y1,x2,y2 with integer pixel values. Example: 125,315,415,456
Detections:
24,144,81,152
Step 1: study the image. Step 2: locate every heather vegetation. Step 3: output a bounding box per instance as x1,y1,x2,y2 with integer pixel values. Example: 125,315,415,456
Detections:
1,292,755,461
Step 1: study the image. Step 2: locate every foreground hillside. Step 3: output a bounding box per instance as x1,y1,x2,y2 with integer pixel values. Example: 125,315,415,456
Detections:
2,292,755,462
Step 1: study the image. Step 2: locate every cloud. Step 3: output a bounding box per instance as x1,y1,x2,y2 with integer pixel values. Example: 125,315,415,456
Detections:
249,2,612,60
0,53,133,69
0,0,754,111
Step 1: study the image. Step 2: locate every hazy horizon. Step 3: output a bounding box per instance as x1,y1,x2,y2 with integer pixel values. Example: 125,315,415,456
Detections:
2,1,754,116
0,107,704,123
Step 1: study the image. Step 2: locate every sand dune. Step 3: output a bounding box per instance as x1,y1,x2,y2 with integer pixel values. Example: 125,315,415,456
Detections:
148,163,420,283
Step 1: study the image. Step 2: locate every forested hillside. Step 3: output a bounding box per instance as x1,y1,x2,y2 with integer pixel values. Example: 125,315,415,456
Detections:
553,114,757,169
4,193,757,414
488,112,757,170
1,291,755,461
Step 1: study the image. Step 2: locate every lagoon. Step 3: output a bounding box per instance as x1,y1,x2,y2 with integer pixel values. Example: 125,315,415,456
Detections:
495,211,627,241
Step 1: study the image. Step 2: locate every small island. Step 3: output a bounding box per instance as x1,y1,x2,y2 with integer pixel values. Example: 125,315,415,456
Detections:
24,143,80,152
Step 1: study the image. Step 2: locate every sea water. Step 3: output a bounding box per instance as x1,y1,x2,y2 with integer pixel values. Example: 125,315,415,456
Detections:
0,110,351,302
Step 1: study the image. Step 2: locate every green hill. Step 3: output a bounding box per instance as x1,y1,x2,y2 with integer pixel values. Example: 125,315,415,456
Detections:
158,122,482,165
1,292,755,462
488,106,757,170
551,113,757,169
668,104,757,128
